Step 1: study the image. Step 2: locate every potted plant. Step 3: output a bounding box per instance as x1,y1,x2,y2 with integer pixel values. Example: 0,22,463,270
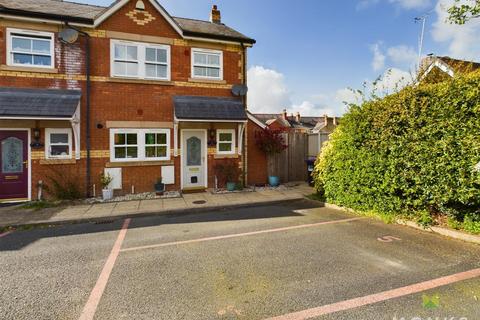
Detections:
214,160,242,192
154,177,165,195
100,172,114,201
255,128,288,187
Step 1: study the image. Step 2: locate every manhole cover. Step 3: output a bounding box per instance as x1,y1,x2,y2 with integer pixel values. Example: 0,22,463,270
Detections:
192,200,207,205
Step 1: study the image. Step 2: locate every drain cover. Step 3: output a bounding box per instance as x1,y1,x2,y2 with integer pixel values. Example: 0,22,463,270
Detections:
192,200,207,205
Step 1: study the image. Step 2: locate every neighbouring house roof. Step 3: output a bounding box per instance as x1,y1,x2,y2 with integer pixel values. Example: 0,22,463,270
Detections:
0,87,81,119
174,96,247,121
419,56,480,81
252,113,337,132
0,0,256,44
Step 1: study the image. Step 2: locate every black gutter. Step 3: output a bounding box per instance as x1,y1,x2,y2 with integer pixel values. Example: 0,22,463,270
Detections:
0,8,94,25
182,31,256,45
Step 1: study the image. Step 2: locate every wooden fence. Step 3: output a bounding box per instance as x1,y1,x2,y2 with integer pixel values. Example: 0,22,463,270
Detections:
267,132,308,183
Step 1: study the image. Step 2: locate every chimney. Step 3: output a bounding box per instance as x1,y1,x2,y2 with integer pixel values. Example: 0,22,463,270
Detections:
324,114,328,126
281,109,288,120
333,117,337,126
210,5,221,24
295,112,301,123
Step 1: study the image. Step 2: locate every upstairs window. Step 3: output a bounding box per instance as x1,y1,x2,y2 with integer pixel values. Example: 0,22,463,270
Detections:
7,29,54,68
191,48,223,80
113,43,139,77
111,40,170,80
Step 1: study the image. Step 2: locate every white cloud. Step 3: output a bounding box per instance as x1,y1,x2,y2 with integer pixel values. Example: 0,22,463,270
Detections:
335,88,363,106
247,66,291,113
247,66,346,116
291,101,335,116
373,68,414,93
387,45,419,69
389,0,431,9
371,43,386,72
432,0,480,60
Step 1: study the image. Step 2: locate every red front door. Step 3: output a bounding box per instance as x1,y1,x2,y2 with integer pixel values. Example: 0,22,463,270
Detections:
0,131,29,201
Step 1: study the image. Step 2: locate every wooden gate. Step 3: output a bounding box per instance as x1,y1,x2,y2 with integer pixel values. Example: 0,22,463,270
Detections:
267,132,307,183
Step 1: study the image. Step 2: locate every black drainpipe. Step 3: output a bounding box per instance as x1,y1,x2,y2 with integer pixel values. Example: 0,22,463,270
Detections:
63,24,91,197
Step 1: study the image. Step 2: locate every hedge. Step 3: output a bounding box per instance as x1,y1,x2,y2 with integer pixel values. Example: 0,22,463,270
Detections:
313,71,480,227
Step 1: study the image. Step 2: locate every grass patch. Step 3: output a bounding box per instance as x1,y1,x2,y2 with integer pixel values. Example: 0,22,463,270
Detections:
21,201,59,211
306,193,326,202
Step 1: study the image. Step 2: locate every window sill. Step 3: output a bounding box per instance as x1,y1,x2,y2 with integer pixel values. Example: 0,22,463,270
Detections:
106,160,174,167
214,154,239,159
39,159,76,165
188,78,226,84
108,77,174,86
1,65,58,74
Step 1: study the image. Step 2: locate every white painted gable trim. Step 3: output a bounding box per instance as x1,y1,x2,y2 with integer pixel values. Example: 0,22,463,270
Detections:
93,0,183,36
247,112,266,129
419,60,455,82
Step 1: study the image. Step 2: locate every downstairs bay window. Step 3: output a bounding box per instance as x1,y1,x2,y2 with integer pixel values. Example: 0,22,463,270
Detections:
110,129,170,162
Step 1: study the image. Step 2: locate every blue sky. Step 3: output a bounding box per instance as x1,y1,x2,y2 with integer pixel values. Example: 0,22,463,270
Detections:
76,0,480,115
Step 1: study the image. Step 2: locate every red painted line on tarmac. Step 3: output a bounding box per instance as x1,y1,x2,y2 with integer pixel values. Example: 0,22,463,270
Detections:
79,218,131,320
265,267,480,320
0,231,12,238
120,217,363,253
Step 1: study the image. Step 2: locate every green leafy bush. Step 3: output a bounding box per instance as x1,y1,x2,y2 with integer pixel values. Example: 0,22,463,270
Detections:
46,167,82,201
313,71,480,224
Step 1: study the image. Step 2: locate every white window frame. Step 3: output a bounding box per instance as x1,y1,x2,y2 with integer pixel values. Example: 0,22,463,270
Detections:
191,48,223,80
45,128,73,160
216,129,236,155
110,39,171,81
110,128,171,162
7,28,55,69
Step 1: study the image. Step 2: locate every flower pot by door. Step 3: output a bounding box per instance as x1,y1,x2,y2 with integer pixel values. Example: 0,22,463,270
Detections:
155,183,165,195
102,189,113,201
226,182,236,192
269,176,280,187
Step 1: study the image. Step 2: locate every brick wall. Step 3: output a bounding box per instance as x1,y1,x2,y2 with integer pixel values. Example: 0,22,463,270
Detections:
246,119,268,186
0,0,253,199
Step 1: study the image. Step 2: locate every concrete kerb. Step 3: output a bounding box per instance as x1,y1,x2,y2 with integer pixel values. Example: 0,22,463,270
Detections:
321,202,480,245
2,197,308,230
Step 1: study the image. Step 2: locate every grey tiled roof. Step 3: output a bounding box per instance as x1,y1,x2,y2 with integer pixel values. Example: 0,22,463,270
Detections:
174,96,247,121
0,0,255,43
174,17,255,43
0,87,81,118
0,0,105,21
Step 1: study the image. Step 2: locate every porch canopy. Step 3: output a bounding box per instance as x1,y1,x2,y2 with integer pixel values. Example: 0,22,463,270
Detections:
173,95,247,155
0,87,82,158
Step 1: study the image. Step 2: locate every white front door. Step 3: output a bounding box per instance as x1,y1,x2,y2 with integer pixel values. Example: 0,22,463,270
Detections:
182,130,207,189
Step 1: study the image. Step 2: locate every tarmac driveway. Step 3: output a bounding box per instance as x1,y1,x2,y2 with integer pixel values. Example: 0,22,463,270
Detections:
1,200,479,320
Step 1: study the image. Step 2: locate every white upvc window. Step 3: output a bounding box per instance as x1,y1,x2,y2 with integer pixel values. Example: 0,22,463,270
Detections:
191,48,223,80
216,129,235,154
7,28,55,68
110,129,171,162
45,128,72,159
111,40,170,80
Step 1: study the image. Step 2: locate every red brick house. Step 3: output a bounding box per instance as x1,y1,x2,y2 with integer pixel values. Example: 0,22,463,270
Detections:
0,0,259,202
